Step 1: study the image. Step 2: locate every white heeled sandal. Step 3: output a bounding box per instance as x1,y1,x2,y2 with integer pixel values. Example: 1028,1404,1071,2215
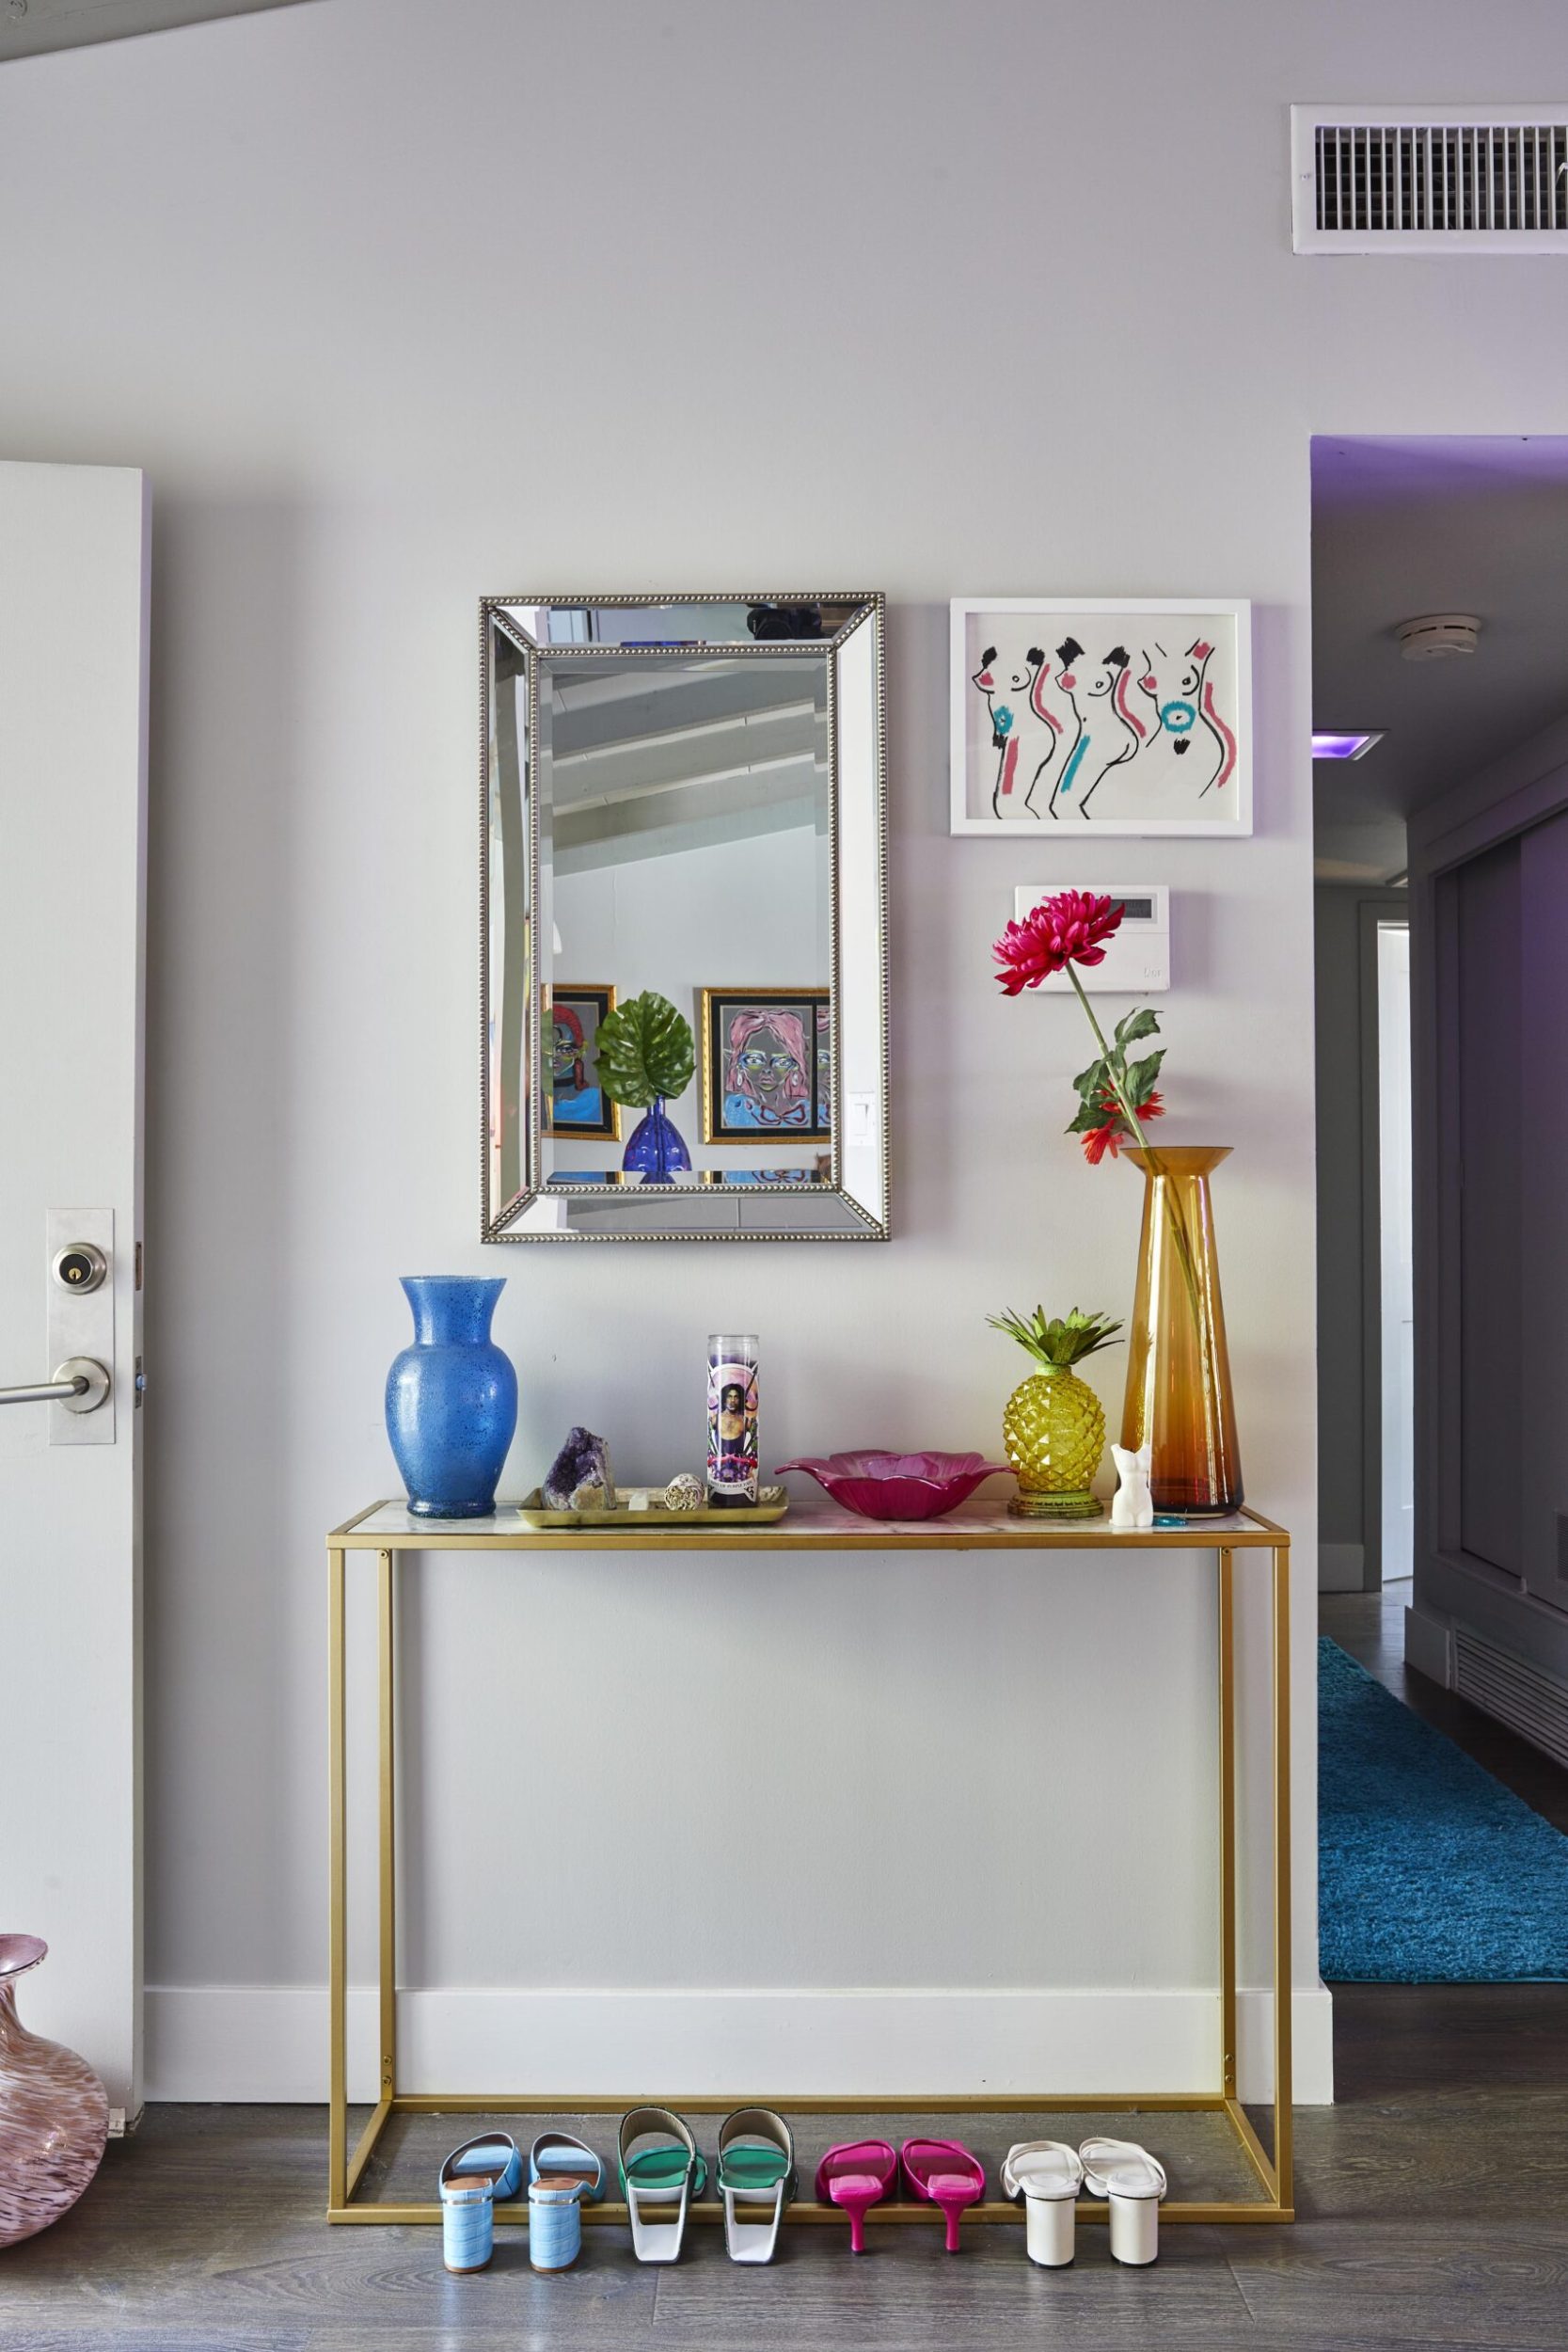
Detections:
716,2107,794,2264
1078,2137,1166,2265
1001,2139,1084,2266
618,2106,706,2264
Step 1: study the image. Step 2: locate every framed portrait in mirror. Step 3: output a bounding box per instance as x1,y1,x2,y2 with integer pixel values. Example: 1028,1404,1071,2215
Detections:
702,987,831,1143
544,984,620,1140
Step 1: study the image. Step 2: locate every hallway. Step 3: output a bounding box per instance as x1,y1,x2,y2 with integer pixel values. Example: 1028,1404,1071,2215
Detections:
1322,1583,1568,1836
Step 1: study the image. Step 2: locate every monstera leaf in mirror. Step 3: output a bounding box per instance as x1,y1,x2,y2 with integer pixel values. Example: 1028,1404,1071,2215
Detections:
594,991,696,1109
482,593,888,1241
594,992,697,1183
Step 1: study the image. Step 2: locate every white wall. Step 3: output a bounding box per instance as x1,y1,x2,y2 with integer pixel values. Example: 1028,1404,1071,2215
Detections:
5,0,1568,2108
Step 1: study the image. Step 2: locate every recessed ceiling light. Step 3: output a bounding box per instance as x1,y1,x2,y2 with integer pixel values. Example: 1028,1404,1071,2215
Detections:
1312,730,1386,761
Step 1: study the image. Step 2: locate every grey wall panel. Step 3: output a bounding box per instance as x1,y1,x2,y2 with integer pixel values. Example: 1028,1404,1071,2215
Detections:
1413,719,1568,1696
1315,887,1367,1561
1519,808,1568,1610
1454,839,1523,1576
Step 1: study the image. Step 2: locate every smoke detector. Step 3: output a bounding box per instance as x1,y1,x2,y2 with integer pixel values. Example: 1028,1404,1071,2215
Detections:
1396,613,1481,661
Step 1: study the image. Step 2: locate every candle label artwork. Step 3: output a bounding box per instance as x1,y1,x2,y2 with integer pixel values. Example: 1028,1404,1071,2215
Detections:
706,1337,760,1508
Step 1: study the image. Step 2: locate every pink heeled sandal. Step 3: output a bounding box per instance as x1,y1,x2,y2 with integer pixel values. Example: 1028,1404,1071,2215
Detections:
900,2137,985,2251
816,2138,896,2252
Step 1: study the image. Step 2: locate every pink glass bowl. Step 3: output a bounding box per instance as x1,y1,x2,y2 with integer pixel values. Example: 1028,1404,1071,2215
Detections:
775,1451,1014,1520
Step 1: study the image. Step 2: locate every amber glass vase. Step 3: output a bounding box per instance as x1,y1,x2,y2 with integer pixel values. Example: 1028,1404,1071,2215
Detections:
1120,1146,1243,1516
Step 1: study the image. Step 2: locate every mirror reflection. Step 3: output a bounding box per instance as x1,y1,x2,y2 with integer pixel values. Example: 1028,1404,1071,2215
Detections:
544,652,831,1185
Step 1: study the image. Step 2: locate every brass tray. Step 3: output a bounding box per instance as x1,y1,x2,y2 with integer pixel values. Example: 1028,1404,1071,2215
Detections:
517,1486,790,1531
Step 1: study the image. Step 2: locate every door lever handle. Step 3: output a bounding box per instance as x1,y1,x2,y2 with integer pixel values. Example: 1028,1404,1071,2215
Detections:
0,1357,111,1413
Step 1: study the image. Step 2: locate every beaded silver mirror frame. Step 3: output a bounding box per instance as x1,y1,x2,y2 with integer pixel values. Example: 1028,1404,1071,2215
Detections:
481,593,888,1242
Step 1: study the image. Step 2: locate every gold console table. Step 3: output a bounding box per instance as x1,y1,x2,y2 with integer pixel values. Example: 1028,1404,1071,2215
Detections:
326,1500,1292,2229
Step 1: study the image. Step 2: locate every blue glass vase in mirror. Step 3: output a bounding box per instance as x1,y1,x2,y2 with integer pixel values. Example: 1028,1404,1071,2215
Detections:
386,1277,517,1518
620,1097,691,1183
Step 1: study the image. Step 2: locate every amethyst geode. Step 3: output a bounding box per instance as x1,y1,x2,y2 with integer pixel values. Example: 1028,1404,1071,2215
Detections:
542,1426,616,1511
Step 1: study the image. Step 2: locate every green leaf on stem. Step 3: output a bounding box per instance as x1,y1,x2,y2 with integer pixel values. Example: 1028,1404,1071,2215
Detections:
1115,1007,1162,1047
1124,1049,1165,1107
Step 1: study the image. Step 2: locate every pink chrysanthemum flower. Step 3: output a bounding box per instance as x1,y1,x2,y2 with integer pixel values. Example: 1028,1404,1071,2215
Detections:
992,891,1124,996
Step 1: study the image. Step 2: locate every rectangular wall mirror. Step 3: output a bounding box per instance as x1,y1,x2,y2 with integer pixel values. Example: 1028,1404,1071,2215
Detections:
483,594,887,1240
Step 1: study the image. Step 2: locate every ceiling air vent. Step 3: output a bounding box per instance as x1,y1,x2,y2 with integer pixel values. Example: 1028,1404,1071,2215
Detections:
1291,106,1568,252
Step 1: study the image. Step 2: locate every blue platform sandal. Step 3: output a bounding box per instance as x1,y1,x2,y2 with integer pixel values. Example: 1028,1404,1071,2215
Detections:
526,2130,604,2273
529,2129,605,2201
439,2134,521,2274
440,2170,494,2274
444,2132,523,2200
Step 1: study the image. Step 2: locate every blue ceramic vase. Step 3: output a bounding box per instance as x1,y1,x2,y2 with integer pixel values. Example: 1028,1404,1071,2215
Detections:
386,1277,517,1518
621,1096,691,1183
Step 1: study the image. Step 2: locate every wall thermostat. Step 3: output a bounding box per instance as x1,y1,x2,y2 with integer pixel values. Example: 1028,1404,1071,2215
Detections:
1012,885,1170,993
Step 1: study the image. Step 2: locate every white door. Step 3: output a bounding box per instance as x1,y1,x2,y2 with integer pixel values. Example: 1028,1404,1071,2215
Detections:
0,462,148,2122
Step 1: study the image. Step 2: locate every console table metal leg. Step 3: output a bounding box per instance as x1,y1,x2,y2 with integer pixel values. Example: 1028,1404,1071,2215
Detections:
1218,1547,1237,2102
1272,1539,1293,2211
1221,1535,1293,2219
327,1546,347,2215
377,1549,396,2111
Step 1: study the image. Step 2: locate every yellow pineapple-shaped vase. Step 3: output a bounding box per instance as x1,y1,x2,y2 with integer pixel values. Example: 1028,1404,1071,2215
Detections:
990,1305,1121,1520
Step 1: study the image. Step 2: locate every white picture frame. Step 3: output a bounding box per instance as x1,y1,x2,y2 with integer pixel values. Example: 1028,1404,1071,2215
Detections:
949,597,1253,837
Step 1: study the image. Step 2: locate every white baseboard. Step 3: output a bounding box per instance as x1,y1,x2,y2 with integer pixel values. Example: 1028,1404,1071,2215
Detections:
1318,1543,1366,1592
147,1983,1334,2106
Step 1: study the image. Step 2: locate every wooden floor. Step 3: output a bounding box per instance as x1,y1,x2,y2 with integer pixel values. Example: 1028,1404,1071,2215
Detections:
3,1587,1564,2350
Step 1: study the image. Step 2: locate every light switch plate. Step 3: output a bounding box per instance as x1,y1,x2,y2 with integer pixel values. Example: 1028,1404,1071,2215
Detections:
47,1208,116,1446
1013,884,1170,992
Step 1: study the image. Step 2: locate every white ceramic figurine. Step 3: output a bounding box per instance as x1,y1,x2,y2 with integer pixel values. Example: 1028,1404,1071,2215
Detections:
1110,1441,1154,1531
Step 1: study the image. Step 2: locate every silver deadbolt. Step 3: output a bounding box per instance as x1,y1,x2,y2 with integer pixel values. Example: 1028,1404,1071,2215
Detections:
53,1242,108,1295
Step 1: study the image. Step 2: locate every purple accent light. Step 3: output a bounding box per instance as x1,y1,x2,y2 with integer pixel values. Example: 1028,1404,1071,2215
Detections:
1313,730,1384,761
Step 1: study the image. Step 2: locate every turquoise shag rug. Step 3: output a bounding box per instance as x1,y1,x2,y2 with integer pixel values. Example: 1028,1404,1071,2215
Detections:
1318,1636,1568,1981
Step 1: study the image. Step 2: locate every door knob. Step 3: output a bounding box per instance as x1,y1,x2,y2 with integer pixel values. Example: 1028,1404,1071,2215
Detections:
0,1358,111,1412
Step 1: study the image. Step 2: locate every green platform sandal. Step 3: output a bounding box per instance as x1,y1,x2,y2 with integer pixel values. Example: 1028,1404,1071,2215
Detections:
618,2106,707,2264
717,2107,795,2264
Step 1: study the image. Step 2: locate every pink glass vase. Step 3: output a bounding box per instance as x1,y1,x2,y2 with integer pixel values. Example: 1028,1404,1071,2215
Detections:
0,1936,108,2247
